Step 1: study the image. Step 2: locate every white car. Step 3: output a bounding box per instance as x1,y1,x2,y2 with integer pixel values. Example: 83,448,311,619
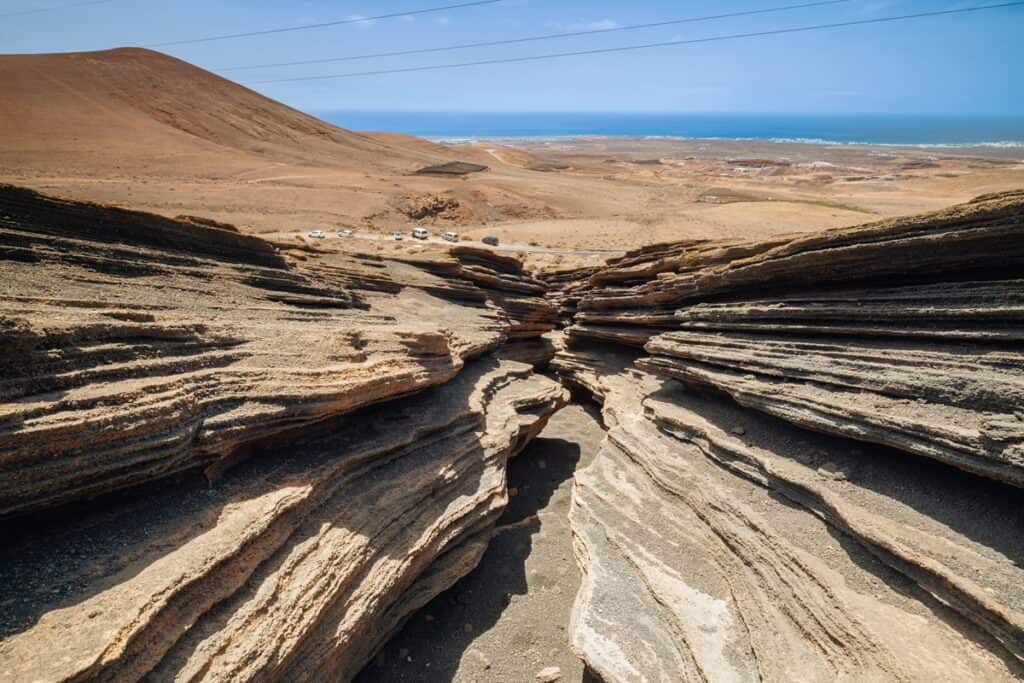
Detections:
442,231,460,243
412,227,429,240
337,229,354,238
307,230,326,239
393,231,404,241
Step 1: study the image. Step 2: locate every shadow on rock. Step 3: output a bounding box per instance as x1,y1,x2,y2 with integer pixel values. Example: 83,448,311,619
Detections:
358,431,585,682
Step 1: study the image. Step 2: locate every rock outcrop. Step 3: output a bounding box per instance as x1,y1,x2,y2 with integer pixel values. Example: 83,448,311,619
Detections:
0,185,566,680
547,190,1024,681
414,162,489,177
400,245,559,342
6,182,1024,682
559,350,1023,681
1,358,564,682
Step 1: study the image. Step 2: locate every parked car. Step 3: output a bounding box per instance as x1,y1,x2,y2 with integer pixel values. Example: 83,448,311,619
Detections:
337,229,354,237
307,230,326,239
412,227,429,240
393,231,404,240
442,231,460,243
482,235,499,246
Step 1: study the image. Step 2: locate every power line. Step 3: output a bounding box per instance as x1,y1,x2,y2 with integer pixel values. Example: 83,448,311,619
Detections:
250,1,1024,83
219,0,852,72
146,0,503,48
0,0,114,18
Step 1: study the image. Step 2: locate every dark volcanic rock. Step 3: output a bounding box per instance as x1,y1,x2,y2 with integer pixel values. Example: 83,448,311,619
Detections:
414,161,489,176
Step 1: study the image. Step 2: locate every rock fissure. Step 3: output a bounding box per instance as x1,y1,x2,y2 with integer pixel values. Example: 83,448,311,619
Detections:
3,186,1024,682
0,185,571,681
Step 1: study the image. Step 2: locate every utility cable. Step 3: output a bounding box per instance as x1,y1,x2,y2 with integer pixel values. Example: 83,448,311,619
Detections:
147,0,503,48
1,0,115,19
219,0,853,71
250,2,1024,83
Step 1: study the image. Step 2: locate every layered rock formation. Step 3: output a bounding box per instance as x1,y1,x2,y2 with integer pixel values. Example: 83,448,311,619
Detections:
5,182,1024,682
399,245,560,370
0,185,566,680
549,191,1024,681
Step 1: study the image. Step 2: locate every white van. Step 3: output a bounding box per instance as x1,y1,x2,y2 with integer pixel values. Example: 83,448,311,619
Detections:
442,231,460,243
412,227,429,240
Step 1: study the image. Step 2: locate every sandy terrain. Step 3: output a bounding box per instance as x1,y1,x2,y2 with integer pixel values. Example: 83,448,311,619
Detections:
3,49,1022,266
472,136,1024,250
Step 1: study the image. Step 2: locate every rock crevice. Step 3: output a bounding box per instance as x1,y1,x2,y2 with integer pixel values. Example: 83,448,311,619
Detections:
0,186,565,681
4,186,1024,682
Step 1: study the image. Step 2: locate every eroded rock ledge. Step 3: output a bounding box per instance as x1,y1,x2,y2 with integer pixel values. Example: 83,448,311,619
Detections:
545,190,1024,681
0,185,565,681
4,185,1023,682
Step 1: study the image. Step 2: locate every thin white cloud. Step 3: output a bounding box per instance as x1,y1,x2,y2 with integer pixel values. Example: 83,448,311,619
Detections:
567,19,620,31
348,14,376,29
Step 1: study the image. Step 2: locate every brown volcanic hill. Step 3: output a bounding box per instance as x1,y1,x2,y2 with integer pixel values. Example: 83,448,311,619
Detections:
0,48,588,236
0,47,445,171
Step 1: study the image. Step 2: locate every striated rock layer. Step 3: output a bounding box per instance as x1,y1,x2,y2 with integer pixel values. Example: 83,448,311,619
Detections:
5,182,1024,682
568,190,1024,486
546,191,1024,681
0,184,563,516
558,349,1023,681
0,358,565,682
398,245,560,340
0,185,566,681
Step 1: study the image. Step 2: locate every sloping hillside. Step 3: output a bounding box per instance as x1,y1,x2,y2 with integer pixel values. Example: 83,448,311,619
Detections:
0,48,597,235
0,47,452,170
6,48,1016,254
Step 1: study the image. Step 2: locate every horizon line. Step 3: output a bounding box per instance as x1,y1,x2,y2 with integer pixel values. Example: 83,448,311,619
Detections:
310,109,1024,117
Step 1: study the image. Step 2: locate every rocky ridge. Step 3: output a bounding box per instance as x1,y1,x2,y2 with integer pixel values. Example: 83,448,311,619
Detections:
0,185,565,680
547,190,1024,681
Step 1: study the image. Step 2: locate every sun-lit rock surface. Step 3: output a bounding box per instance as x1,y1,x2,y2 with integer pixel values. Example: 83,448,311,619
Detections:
1,358,565,681
546,191,1024,681
0,185,566,681
4,183,1024,682
558,351,1022,681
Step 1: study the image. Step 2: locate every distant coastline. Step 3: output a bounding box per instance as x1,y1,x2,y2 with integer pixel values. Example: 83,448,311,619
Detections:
319,111,1024,148
427,135,1024,150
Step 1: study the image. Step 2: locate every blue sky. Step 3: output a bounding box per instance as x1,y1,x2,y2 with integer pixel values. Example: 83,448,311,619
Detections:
2,0,1022,115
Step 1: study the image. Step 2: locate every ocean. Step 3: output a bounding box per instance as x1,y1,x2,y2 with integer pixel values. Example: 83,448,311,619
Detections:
317,111,1024,147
